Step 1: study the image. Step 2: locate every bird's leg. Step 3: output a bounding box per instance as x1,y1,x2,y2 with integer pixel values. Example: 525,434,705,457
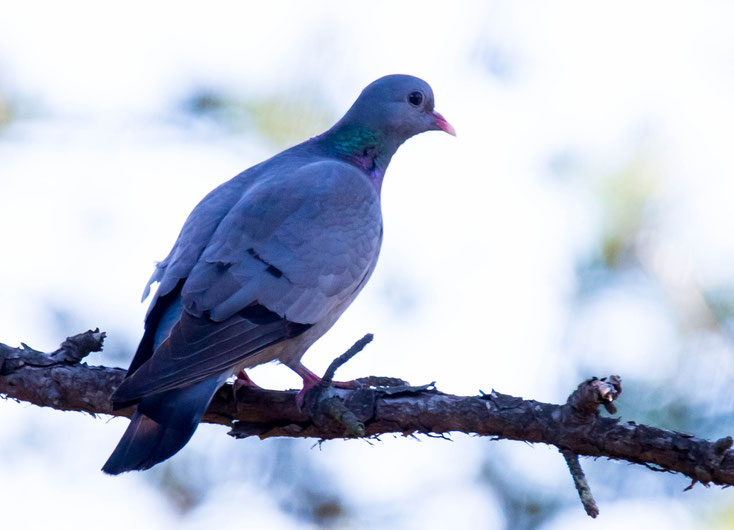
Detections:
232,370,263,412
234,369,262,389
291,362,357,409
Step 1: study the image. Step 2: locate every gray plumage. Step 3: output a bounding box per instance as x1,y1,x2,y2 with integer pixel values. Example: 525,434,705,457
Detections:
102,74,454,474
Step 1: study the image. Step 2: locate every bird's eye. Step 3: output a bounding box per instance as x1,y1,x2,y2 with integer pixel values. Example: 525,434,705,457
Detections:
408,91,424,107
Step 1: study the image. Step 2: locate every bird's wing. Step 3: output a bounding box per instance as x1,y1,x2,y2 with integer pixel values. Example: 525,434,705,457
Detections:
113,160,381,404
182,159,383,324
141,176,252,310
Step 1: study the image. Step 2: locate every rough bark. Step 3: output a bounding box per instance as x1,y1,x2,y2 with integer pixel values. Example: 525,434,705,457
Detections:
2,330,733,501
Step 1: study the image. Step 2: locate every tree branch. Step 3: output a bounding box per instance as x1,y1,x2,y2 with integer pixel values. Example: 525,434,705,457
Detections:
2,330,734,515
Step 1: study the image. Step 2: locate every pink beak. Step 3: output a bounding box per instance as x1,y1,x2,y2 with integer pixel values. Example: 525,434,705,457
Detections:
432,111,456,136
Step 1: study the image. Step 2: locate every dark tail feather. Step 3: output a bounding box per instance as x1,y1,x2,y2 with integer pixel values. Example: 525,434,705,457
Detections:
102,410,192,474
102,376,222,475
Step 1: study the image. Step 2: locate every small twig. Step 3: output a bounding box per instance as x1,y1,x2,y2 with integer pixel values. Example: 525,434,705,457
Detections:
1,329,107,373
561,449,599,518
713,436,734,456
643,462,672,473
321,333,373,385
51,329,107,364
424,432,453,441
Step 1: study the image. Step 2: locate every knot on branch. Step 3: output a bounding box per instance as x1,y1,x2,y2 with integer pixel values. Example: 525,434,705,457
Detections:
303,387,373,438
706,435,734,478
562,375,622,427
684,435,734,490
713,436,733,456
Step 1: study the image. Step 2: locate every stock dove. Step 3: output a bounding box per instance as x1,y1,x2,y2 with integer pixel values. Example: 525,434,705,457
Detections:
102,74,455,474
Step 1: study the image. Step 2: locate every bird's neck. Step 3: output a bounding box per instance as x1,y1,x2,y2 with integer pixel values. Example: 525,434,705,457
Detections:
313,123,399,193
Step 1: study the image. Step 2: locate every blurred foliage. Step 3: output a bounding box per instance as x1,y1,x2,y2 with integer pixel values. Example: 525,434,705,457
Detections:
0,88,11,128
181,88,335,148
481,458,565,530
612,378,712,435
561,139,734,522
711,502,734,530
596,153,658,269
267,439,348,526
704,287,734,329
145,437,348,526
149,463,208,514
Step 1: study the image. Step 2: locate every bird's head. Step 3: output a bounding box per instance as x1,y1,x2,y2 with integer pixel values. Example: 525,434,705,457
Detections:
344,74,456,144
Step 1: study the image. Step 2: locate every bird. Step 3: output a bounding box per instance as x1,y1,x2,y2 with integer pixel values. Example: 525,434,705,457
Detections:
102,74,455,474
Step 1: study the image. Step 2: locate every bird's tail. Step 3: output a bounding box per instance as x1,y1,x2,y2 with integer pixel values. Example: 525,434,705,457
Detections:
102,376,222,475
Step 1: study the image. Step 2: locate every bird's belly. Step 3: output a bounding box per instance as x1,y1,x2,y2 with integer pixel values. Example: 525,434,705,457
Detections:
230,300,351,376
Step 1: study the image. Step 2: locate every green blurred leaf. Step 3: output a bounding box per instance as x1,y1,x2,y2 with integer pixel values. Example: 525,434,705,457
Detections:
597,154,658,268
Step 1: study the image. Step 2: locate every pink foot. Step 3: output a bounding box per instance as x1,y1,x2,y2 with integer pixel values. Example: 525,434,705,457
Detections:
295,371,321,410
234,369,262,389
233,370,263,404
291,362,358,409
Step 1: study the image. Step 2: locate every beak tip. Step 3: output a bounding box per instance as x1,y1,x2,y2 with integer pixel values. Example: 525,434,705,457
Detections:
432,110,456,137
